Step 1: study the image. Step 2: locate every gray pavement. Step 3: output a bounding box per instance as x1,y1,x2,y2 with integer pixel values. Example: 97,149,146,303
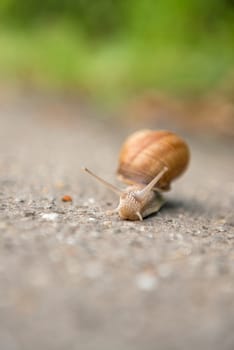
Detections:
0,94,234,350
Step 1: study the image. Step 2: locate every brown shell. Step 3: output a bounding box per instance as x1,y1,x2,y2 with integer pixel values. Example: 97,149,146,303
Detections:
117,130,190,191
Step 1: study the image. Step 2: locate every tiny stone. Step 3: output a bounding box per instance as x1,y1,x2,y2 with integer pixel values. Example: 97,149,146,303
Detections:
45,204,54,209
88,217,96,222
15,198,25,203
41,213,59,221
62,195,73,202
103,220,112,227
135,272,158,291
88,198,95,204
192,230,201,236
217,226,226,232
24,211,36,217
166,219,173,223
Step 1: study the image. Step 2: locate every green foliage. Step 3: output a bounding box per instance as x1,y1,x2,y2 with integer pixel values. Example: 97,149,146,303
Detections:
0,0,234,98
0,0,128,38
1,0,234,42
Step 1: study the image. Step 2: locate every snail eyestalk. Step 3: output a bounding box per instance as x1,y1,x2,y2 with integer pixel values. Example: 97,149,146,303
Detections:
136,166,168,200
136,212,143,221
82,167,123,196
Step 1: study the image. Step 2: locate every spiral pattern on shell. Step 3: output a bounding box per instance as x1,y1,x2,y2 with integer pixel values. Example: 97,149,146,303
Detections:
117,130,190,191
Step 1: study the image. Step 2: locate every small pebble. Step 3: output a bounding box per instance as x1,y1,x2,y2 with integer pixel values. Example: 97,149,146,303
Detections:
217,226,226,233
192,230,201,236
135,272,158,291
88,217,96,222
103,220,112,228
45,205,53,210
62,195,73,202
15,198,25,203
41,213,59,221
88,198,95,204
24,211,36,217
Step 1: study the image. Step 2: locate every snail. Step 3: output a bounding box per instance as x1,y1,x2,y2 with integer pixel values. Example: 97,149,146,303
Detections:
83,129,190,221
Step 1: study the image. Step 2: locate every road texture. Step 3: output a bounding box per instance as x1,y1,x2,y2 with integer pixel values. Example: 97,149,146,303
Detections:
0,93,234,350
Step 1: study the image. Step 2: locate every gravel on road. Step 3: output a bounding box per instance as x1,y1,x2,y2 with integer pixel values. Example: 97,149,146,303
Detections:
0,94,234,350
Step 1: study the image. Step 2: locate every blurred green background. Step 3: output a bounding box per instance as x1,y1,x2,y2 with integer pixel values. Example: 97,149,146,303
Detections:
0,0,234,101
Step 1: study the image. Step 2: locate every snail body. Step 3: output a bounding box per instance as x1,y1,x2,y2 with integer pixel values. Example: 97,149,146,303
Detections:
83,129,190,221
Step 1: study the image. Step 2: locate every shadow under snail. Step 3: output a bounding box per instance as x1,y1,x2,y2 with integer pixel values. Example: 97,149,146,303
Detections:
83,129,190,221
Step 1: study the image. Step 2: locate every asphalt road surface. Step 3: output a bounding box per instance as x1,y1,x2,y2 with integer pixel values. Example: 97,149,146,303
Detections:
0,93,234,350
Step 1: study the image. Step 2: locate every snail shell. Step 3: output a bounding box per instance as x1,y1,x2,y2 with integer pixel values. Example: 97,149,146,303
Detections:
83,129,190,221
117,129,190,191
